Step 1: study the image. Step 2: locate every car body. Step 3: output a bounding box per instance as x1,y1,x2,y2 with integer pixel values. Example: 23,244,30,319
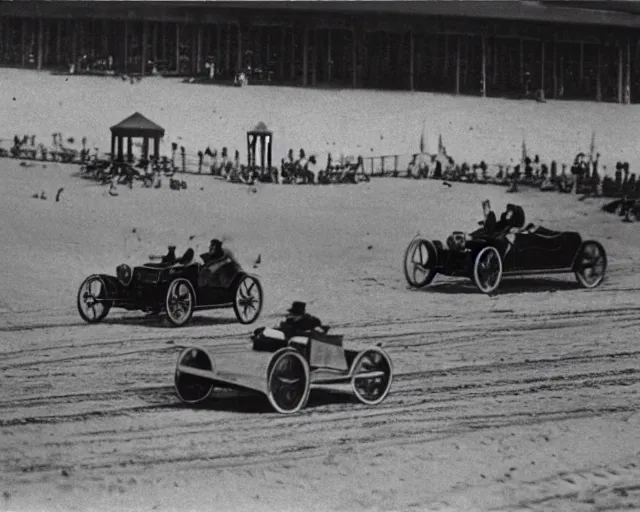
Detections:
174,326,393,414
77,252,263,326
404,205,607,293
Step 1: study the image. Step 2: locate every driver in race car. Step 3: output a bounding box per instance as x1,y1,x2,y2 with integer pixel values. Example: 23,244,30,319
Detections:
198,239,237,287
278,301,327,338
252,301,328,352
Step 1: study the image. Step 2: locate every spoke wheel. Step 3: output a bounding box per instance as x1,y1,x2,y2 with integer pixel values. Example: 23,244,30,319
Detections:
403,239,438,288
233,275,263,324
165,278,195,327
574,241,607,289
77,276,111,323
267,350,310,414
350,347,393,406
473,246,503,294
175,347,215,404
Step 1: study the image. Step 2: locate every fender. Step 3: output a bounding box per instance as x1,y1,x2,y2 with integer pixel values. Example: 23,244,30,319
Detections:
87,273,124,298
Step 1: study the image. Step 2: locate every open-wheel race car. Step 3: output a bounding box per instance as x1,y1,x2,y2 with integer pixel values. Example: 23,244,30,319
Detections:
174,326,393,414
404,204,607,294
77,249,263,326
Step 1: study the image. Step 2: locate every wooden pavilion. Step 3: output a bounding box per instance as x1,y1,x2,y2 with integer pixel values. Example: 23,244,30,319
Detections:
109,112,165,162
247,121,272,173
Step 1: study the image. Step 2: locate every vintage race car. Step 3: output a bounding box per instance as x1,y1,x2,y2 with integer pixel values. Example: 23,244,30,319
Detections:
174,327,393,414
77,250,263,326
404,204,607,294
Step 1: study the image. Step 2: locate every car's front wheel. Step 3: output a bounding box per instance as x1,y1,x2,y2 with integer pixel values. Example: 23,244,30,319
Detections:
472,246,503,294
165,278,195,327
233,275,263,324
574,241,607,289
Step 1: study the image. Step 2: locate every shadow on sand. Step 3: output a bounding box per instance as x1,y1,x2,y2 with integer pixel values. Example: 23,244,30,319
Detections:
417,277,582,295
141,387,355,414
103,313,239,328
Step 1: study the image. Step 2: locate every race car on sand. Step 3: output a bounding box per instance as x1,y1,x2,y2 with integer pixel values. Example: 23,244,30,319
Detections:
77,246,263,327
404,203,607,294
174,326,393,414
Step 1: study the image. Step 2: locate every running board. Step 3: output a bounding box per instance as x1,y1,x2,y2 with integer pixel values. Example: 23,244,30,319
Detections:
502,268,574,277
193,302,234,311
311,370,385,385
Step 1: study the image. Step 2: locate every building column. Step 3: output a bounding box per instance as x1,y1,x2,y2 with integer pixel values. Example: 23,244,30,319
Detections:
175,23,180,73
596,44,602,102
352,28,357,88
236,23,242,72
37,19,44,70
481,35,487,97
540,40,545,100
224,23,230,75
196,25,202,73
455,35,461,95
127,137,133,163
552,40,557,98
327,28,332,82
21,18,26,67
409,31,414,91
71,20,77,68
302,25,308,86
266,28,271,69
311,28,317,86
579,41,584,84
141,21,148,74
56,19,62,65
117,136,123,162
152,22,158,62
123,20,129,73
618,44,624,104
279,26,285,80
519,38,524,86
290,28,295,80
216,23,221,71
625,38,631,104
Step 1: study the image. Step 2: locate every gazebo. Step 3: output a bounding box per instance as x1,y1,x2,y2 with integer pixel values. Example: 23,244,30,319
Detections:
110,112,165,162
247,121,272,172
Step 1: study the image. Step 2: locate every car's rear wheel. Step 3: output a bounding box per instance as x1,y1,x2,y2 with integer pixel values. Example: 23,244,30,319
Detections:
175,347,215,404
473,246,503,294
77,276,111,323
403,239,438,288
574,241,607,289
165,278,195,326
233,275,263,324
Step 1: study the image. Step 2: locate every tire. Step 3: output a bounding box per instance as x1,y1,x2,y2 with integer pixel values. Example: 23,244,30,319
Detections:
472,246,503,294
350,347,393,406
574,241,607,289
403,239,438,288
266,350,311,414
165,278,195,327
174,347,215,404
77,275,111,323
233,275,263,324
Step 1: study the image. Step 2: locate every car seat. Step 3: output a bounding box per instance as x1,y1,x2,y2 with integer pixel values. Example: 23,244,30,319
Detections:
177,248,195,265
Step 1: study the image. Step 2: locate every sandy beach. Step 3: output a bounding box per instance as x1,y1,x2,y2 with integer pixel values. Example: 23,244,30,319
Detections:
1,69,640,512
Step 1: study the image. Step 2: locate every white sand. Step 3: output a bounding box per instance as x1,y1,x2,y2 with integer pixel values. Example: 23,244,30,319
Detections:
1,68,640,512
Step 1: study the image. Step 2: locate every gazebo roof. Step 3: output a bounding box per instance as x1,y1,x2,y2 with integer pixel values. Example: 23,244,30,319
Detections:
247,121,272,135
110,112,165,138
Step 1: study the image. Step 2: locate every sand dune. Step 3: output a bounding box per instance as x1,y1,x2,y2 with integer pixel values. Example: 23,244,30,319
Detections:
1,69,640,512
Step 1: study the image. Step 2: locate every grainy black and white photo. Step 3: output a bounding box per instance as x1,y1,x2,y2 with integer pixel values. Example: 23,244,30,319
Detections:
1,0,640,511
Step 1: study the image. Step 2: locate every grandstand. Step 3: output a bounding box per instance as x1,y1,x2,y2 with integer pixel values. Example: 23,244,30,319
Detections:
1,0,640,102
